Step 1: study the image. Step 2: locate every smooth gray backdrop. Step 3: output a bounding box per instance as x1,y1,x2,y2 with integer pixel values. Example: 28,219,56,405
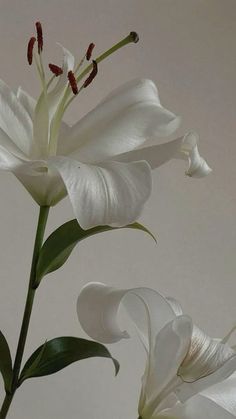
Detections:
0,0,235,418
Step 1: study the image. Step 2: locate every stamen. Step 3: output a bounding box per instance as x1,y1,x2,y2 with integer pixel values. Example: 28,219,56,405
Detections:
49,63,63,76
27,37,36,65
35,21,43,53
86,43,95,60
83,60,98,88
68,70,79,95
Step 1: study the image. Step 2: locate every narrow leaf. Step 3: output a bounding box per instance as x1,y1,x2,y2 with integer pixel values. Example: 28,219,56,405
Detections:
19,336,119,384
36,220,156,283
0,331,13,393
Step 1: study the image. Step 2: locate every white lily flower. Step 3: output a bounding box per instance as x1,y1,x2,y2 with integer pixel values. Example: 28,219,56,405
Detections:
77,283,236,418
0,23,211,229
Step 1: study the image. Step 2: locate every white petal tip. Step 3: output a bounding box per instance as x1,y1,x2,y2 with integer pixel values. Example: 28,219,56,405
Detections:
181,131,212,178
185,159,212,178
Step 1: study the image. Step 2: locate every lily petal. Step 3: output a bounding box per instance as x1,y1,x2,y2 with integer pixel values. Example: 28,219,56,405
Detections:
141,316,192,417
0,80,34,156
77,283,176,345
0,144,28,170
78,283,236,418
201,372,236,415
49,157,152,229
59,79,180,159
15,166,66,206
166,297,184,316
114,137,184,168
176,352,236,403
77,283,129,343
0,128,29,161
159,395,235,419
179,326,236,383
16,87,36,120
114,132,211,178
181,132,212,178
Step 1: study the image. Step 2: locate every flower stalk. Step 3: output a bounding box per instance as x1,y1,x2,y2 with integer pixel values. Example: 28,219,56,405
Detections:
0,206,49,419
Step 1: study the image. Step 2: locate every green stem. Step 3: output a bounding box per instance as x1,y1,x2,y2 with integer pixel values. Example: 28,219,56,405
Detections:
0,394,13,419
0,206,50,419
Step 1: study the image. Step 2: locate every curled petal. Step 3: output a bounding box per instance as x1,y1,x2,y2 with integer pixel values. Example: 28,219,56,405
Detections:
114,131,211,178
181,132,212,178
77,283,176,348
77,283,129,343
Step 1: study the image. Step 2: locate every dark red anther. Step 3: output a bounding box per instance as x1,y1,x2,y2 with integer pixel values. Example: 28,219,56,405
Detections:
83,60,98,88
86,43,95,61
49,63,63,76
35,21,43,53
27,37,36,65
68,70,79,95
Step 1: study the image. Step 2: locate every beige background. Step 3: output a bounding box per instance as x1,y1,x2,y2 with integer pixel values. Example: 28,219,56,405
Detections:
0,0,236,417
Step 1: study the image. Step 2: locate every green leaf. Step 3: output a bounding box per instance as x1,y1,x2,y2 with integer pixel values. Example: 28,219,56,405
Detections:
0,331,13,393
36,220,156,284
19,336,119,384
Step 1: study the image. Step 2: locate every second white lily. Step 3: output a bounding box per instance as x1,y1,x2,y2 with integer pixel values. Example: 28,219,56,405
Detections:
77,283,236,418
